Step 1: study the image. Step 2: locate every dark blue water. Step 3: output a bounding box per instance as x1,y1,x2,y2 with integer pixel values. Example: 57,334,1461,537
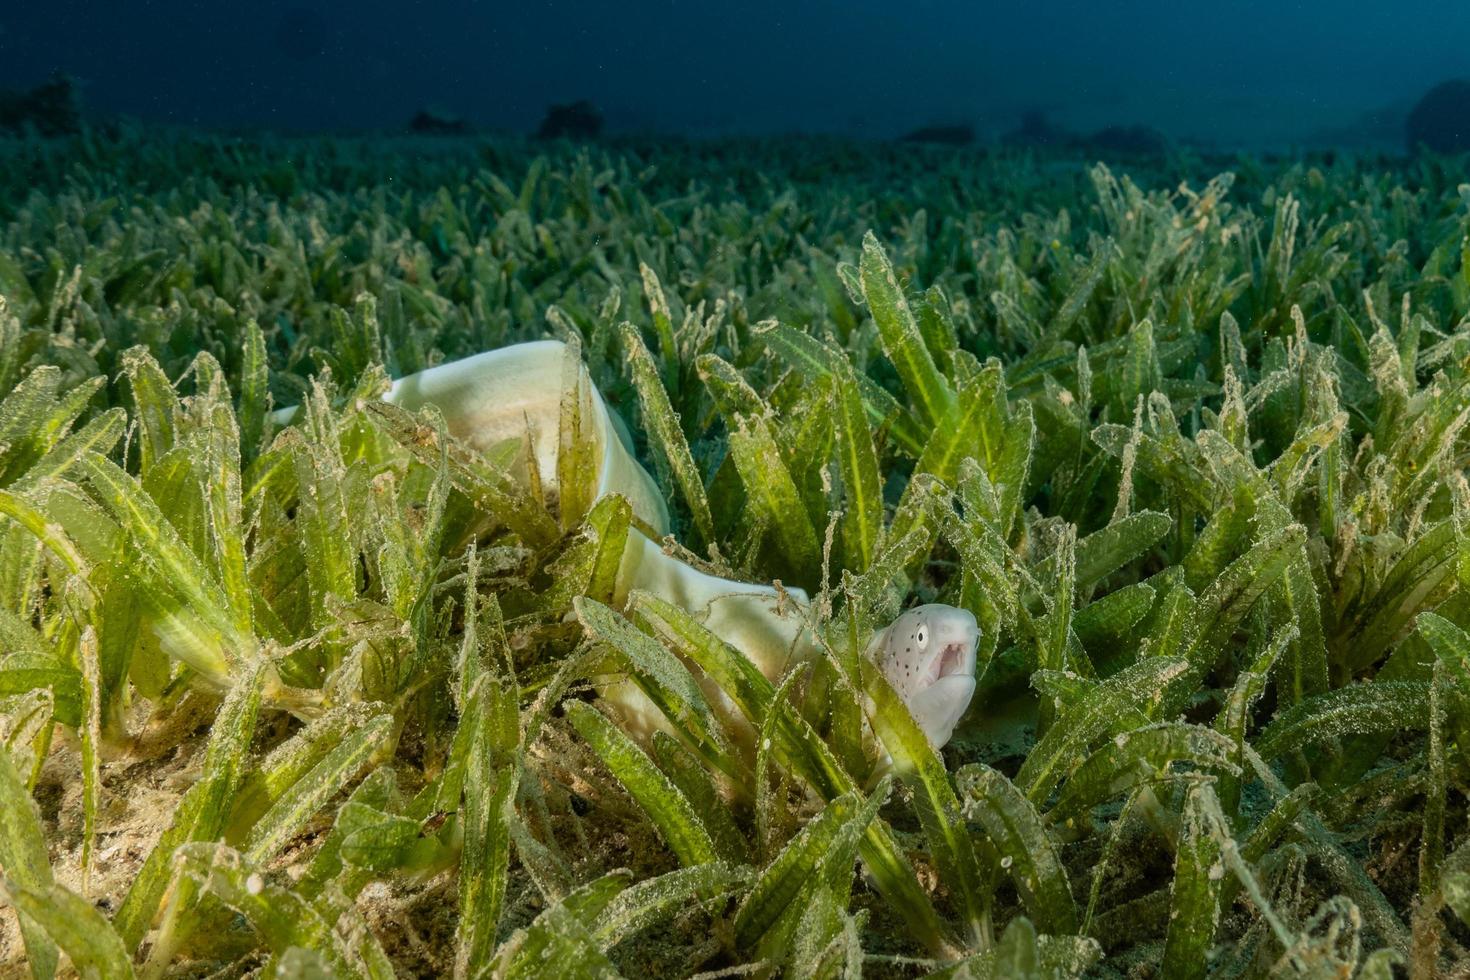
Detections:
5,1,1469,149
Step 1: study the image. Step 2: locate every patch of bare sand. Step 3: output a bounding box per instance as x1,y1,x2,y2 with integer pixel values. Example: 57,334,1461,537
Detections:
1,694,216,976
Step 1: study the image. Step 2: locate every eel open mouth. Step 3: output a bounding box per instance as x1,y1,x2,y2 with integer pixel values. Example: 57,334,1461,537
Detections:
924,636,978,687
937,639,972,677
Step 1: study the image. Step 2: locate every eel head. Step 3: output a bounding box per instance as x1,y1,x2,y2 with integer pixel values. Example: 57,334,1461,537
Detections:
868,604,979,748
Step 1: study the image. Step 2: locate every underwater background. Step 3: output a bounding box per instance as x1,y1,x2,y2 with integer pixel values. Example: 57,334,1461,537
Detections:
4,0,1470,150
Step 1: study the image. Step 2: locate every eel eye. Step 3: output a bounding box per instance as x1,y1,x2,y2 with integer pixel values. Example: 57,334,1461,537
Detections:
916,626,927,647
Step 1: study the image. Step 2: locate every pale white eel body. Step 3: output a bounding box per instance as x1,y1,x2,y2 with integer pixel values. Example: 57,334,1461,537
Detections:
281,340,979,747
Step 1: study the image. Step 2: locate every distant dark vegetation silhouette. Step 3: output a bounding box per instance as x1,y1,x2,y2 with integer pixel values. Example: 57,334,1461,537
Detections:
537,101,603,140
409,109,469,136
275,8,330,61
0,76,81,136
900,124,974,146
1004,110,1167,160
1407,80,1470,154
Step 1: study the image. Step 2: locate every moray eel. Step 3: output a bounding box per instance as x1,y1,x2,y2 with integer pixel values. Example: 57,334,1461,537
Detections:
279,340,981,748
868,604,979,749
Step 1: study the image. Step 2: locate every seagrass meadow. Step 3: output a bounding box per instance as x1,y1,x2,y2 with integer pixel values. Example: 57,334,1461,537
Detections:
3,129,1470,979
